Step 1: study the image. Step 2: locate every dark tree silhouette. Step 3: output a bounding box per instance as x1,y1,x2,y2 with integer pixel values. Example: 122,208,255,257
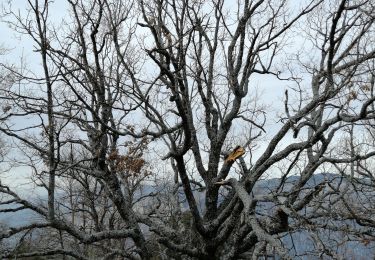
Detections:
0,0,375,259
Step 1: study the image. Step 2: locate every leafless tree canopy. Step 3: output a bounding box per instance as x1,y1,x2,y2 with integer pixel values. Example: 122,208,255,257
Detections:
0,0,375,259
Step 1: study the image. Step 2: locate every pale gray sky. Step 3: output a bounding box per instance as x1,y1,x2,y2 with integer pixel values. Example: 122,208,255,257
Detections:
0,0,313,192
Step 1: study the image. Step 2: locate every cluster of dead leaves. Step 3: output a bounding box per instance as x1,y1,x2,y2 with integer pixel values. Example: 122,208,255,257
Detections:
108,149,146,174
107,136,150,176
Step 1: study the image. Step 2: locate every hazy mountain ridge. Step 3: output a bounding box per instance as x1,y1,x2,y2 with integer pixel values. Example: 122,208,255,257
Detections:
1,173,374,258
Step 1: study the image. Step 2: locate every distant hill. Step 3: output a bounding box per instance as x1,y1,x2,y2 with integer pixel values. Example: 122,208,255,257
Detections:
0,173,374,258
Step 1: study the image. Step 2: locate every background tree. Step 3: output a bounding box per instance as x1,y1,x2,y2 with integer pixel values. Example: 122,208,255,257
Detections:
0,0,375,259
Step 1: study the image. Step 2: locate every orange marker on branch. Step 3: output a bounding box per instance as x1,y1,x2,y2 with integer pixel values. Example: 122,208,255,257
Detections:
224,146,245,163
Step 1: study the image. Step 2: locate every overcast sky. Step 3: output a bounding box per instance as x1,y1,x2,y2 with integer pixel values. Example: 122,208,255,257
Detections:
0,1,311,193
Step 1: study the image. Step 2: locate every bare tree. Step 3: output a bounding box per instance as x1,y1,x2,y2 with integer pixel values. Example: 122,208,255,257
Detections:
0,0,375,259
